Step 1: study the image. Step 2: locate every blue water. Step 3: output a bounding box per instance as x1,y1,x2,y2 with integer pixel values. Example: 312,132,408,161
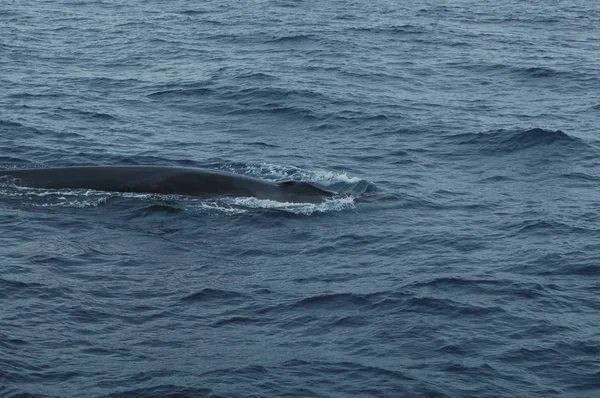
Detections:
1,0,599,396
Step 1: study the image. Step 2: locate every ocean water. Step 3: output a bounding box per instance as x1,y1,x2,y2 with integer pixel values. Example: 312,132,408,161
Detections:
1,0,599,397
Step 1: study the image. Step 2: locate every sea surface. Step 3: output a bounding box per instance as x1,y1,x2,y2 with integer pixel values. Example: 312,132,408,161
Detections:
1,0,599,397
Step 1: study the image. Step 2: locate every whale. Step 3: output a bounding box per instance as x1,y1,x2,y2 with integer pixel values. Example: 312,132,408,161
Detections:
0,166,335,203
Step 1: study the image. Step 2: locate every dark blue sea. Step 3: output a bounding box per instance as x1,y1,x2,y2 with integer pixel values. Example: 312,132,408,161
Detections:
1,0,599,397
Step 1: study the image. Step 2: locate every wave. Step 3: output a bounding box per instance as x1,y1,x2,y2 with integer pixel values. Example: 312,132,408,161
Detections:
147,82,329,121
226,105,318,121
0,278,35,300
500,128,575,150
484,15,563,24
520,66,560,79
265,34,318,44
350,24,427,35
257,289,507,319
404,296,506,317
410,277,557,300
508,219,595,236
5,92,63,99
559,172,600,185
148,86,213,98
57,108,117,121
105,385,213,398
212,316,258,327
452,63,560,78
149,82,325,103
293,293,373,309
233,72,279,81
223,86,325,101
449,128,588,154
448,62,597,86
0,119,47,137
179,9,209,15
282,359,413,381
180,288,247,303
66,76,145,88
476,175,514,183
533,255,600,276
131,203,183,216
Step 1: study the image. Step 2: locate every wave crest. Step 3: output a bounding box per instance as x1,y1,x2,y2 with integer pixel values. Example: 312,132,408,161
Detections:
450,128,586,154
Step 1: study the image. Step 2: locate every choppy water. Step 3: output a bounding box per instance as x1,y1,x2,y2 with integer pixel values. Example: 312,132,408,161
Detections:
1,0,599,397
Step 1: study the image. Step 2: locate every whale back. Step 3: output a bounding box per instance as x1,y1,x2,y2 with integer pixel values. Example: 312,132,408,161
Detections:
0,166,335,203
277,181,334,203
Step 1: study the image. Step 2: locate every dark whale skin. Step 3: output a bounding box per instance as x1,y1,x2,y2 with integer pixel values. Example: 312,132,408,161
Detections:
0,166,335,204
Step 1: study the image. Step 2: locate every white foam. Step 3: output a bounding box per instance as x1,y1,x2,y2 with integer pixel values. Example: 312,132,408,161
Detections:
220,162,302,180
226,195,355,215
309,170,362,184
1,186,355,214
0,184,154,208
28,197,110,208
186,200,248,215
219,162,364,185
